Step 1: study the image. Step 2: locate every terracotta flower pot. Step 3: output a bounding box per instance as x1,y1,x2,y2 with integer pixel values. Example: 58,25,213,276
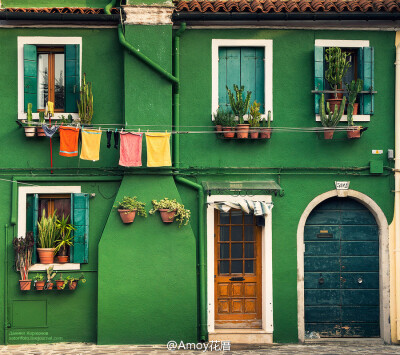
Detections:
353,103,359,115
324,130,335,139
46,282,54,290
250,130,259,139
24,127,35,137
56,280,64,290
215,125,222,132
57,255,69,263
347,127,362,139
35,281,45,290
327,99,342,112
69,281,78,290
159,209,176,223
222,127,235,138
260,128,271,139
236,124,250,139
36,127,46,137
19,280,31,291
118,209,137,224
37,248,55,264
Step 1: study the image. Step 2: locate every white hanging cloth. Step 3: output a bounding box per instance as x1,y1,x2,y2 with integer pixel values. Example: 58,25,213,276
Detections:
210,199,273,216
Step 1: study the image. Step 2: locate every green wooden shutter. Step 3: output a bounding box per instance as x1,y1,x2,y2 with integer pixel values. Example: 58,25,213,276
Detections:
24,44,37,113
358,47,374,115
71,193,89,263
26,194,39,264
65,44,80,113
314,46,324,114
219,47,241,111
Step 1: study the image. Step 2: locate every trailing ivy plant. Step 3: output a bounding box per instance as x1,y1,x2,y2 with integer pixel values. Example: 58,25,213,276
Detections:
114,196,147,217
226,84,252,124
149,198,191,227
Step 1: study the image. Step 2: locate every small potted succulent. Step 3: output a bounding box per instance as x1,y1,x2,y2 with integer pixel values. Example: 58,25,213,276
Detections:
114,196,147,224
13,232,34,291
37,111,46,137
45,266,56,290
56,273,65,290
37,210,58,264
222,111,237,139
226,84,252,139
33,273,45,291
248,101,261,139
149,198,191,227
61,273,86,290
24,103,36,137
213,107,227,132
260,111,272,139
346,79,364,139
319,94,346,139
54,214,75,263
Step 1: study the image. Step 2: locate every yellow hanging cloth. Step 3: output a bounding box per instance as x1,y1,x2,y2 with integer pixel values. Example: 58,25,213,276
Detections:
80,128,102,161
145,132,171,167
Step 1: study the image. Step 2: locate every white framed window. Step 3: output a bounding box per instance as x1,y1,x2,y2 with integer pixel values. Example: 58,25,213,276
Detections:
18,36,82,121
212,39,273,121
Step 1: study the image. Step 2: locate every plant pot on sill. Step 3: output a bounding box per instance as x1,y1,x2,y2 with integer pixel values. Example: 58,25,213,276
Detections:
118,209,137,224
56,280,64,290
35,281,45,291
347,126,362,139
24,126,36,138
19,279,32,291
159,209,176,223
57,255,69,263
222,127,235,138
69,281,78,290
236,124,250,139
260,128,271,139
323,129,335,140
37,127,46,137
46,282,54,290
327,99,342,112
250,129,259,139
37,248,56,264
215,125,222,132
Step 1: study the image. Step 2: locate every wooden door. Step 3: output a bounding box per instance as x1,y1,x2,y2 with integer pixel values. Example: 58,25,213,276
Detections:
304,197,379,338
214,210,262,329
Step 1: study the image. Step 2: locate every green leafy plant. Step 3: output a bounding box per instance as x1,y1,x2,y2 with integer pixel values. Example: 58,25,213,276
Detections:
149,198,191,227
319,94,346,128
346,79,363,126
54,214,75,256
114,196,147,217
213,108,228,126
33,273,44,282
226,84,252,124
39,111,45,124
325,47,351,99
248,101,261,128
225,111,237,127
61,273,86,290
59,115,68,124
77,73,94,124
12,232,34,280
37,210,58,249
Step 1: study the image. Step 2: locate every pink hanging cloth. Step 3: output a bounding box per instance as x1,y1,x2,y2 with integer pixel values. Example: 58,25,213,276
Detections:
119,132,143,167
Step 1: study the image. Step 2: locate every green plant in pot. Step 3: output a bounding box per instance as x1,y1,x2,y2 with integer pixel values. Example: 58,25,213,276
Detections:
77,73,94,125
248,101,261,139
45,266,56,290
36,111,46,137
325,47,351,111
61,273,86,290
33,273,45,290
13,232,34,290
260,111,272,139
114,196,147,224
56,273,64,290
37,210,58,264
213,107,227,132
222,111,237,139
24,103,36,137
226,84,252,138
346,79,364,139
54,214,75,263
149,198,191,227
319,93,346,139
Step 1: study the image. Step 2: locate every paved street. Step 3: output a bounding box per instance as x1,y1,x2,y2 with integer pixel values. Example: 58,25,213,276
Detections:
0,341,400,354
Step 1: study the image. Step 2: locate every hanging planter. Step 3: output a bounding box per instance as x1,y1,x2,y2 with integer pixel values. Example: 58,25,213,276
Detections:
114,196,147,224
159,209,177,223
260,128,271,139
118,209,137,224
324,130,335,139
319,94,346,140
19,280,32,291
24,126,36,137
56,279,64,290
46,282,54,290
347,127,362,139
226,84,251,139
150,198,191,227
236,124,250,139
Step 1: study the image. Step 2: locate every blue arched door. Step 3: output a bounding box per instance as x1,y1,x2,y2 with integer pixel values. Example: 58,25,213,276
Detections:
304,197,379,338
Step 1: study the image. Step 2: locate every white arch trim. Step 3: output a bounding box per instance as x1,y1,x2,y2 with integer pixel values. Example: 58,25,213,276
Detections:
297,189,390,343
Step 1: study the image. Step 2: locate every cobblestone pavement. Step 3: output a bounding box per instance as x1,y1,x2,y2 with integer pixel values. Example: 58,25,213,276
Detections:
0,341,400,355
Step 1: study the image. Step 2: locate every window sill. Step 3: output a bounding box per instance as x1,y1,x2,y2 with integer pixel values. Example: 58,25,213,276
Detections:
29,263,80,271
316,114,370,122
18,113,80,121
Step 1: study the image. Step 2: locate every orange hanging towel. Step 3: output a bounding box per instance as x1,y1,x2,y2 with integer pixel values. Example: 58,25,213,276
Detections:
145,132,171,167
59,126,80,157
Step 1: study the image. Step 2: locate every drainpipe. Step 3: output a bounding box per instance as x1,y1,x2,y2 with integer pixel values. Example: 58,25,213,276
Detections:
175,176,207,341
395,43,400,341
4,224,8,345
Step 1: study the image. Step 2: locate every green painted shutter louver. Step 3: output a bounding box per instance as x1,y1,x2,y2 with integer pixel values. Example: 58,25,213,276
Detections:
314,46,324,115
71,193,89,263
358,47,374,115
27,193,39,264
24,44,37,113
65,44,80,113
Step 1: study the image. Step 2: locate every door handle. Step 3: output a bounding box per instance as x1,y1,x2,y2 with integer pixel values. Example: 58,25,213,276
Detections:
229,277,244,281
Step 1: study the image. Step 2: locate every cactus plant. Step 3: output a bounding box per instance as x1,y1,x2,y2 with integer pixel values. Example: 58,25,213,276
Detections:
27,103,33,126
226,84,252,124
77,73,94,125
346,79,363,126
325,47,351,99
39,111,45,124
319,93,346,128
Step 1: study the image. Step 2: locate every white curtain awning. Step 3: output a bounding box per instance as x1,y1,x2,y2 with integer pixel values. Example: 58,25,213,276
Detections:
210,199,273,216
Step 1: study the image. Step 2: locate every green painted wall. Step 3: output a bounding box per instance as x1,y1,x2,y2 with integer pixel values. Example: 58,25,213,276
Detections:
2,0,109,8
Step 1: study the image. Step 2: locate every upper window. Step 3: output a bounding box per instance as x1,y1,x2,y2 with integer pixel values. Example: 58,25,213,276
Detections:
18,37,82,120
212,39,273,120
314,40,374,121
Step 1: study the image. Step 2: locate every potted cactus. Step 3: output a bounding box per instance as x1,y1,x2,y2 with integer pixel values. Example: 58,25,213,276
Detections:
37,111,46,137
78,73,94,125
346,79,364,139
45,266,56,290
213,107,227,132
222,111,237,138
24,103,36,137
33,273,45,290
319,94,346,139
260,111,272,139
149,198,191,227
226,84,252,139
248,101,261,139
114,196,147,224
61,273,86,290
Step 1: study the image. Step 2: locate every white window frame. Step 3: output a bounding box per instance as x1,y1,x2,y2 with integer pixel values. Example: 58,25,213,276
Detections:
18,185,81,271
211,39,273,121
206,194,273,335
17,36,82,121
315,39,371,122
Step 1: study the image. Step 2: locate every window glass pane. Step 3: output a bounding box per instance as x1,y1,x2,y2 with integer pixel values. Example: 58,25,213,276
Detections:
231,260,243,274
220,212,229,224
37,54,48,110
245,260,254,274
219,261,229,274
54,54,65,110
245,243,254,258
231,211,242,224
220,244,229,259
244,226,254,241
231,243,243,259
220,226,229,241
244,213,254,224
231,226,243,241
